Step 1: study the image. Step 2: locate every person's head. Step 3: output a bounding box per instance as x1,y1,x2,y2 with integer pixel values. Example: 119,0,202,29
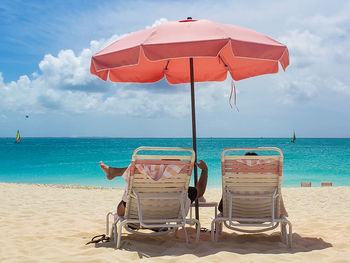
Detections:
245,152,258,156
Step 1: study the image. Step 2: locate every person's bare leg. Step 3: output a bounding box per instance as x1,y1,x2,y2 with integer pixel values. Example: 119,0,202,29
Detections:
100,161,127,180
117,200,126,216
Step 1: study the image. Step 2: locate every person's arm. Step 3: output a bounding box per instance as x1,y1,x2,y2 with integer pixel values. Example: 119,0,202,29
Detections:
195,160,208,199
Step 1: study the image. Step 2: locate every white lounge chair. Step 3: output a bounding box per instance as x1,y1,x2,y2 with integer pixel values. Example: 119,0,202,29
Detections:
211,147,292,247
106,146,200,248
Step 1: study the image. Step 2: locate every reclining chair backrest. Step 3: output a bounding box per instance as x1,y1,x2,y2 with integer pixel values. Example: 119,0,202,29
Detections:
221,147,283,220
125,147,195,222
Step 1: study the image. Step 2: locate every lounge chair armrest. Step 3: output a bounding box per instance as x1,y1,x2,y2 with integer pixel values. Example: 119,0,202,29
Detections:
107,210,117,215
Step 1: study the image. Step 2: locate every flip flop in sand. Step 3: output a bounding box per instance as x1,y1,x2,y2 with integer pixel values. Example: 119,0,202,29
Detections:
200,227,209,232
85,234,110,245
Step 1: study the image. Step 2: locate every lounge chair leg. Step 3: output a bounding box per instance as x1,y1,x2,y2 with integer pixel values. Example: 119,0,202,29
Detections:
280,223,287,245
113,223,118,246
220,222,223,234
174,228,178,238
111,224,116,244
217,221,222,235
211,219,216,242
280,220,292,248
106,213,110,236
183,226,189,244
215,220,221,242
211,218,221,242
116,222,123,249
194,219,200,243
287,221,293,248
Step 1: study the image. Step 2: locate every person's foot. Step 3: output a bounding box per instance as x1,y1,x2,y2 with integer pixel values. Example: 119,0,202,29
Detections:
100,161,111,179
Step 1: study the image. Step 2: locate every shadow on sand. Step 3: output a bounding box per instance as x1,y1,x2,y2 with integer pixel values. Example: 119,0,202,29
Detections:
92,227,332,259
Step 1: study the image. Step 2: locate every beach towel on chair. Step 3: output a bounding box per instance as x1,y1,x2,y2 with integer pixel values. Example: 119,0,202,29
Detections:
121,164,187,202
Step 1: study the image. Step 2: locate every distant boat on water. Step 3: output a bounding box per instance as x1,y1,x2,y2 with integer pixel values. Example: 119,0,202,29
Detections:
291,131,296,143
15,129,21,143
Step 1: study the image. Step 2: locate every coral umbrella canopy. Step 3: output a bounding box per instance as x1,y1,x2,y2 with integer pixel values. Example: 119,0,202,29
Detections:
90,19,289,84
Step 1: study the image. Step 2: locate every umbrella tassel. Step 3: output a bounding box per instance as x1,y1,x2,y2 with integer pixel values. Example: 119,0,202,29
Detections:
229,79,239,112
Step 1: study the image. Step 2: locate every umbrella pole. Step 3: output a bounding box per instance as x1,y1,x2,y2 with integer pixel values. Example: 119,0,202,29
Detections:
190,57,199,221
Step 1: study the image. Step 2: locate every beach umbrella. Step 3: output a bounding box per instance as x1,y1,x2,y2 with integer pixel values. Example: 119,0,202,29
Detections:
90,18,289,220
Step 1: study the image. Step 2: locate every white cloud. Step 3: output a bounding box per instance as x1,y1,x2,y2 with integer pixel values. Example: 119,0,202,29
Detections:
37,32,123,90
273,9,350,105
327,78,350,96
147,18,167,28
0,17,231,117
279,29,324,68
1,9,350,119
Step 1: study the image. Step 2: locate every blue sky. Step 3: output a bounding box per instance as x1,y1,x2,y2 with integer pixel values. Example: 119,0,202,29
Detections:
0,0,350,138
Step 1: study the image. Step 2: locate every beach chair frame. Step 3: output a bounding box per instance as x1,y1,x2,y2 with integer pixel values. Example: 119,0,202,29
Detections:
106,146,200,249
211,147,292,247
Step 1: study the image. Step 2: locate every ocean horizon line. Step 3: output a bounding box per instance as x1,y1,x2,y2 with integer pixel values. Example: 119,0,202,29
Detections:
2,136,350,139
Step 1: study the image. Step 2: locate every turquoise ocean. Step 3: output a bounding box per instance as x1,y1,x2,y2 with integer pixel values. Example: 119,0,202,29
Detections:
1,138,350,188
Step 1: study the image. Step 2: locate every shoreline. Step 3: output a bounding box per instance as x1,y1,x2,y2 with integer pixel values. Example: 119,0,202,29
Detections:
0,181,344,189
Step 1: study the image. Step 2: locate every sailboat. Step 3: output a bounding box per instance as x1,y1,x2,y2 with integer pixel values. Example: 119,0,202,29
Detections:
15,129,21,143
291,131,296,143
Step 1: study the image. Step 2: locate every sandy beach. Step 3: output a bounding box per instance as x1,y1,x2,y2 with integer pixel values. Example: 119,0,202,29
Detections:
1,182,349,263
